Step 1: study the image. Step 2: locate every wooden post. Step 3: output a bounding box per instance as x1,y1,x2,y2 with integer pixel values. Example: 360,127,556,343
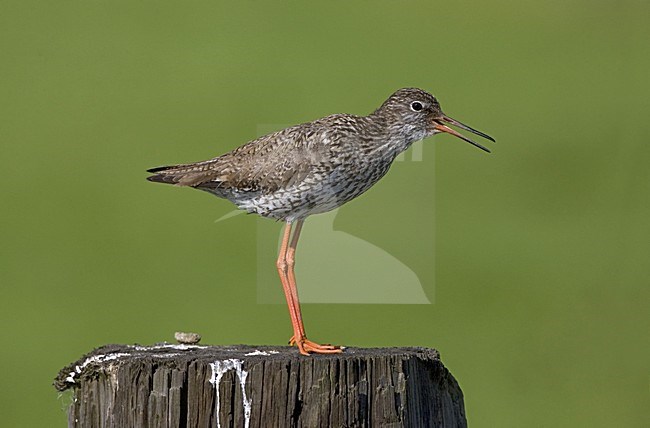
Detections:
55,344,466,427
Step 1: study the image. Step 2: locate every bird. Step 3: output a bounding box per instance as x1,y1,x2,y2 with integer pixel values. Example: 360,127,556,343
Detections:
146,87,495,355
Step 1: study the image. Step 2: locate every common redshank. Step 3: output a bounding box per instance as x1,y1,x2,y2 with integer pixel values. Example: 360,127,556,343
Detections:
147,88,494,355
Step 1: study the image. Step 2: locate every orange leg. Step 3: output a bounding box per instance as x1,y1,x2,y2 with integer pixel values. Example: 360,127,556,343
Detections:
277,220,342,355
285,220,306,340
276,223,302,346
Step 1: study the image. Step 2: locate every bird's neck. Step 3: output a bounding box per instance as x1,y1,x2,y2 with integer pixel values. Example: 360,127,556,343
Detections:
365,113,425,159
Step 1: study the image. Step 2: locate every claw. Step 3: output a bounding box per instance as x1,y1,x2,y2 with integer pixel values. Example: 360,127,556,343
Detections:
289,335,343,355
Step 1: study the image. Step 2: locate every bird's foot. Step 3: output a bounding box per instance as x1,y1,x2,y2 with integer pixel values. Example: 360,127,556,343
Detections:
288,335,343,355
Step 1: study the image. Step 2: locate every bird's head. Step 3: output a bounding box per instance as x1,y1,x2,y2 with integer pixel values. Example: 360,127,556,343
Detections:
374,87,495,152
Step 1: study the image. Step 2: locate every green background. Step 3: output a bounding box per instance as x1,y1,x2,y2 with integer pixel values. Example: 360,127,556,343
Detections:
1,1,648,426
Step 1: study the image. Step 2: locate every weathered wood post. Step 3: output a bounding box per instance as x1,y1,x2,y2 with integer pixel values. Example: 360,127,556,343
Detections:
55,344,466,427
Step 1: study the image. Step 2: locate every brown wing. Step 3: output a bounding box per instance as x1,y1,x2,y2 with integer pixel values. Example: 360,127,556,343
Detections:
146,116,353,194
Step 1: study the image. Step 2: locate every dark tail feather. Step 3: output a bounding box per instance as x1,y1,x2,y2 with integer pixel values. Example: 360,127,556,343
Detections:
146,174,172,184
146,163,214,187
147,165,176,173
146,165,181,184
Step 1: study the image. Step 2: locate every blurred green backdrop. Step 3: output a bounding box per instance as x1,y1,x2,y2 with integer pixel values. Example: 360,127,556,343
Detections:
1,1,648,426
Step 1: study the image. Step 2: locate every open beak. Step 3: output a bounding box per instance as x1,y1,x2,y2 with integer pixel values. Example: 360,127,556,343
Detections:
433,115,495,153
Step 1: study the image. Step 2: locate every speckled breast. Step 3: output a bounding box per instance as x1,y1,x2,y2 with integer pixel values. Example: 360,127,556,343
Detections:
232,157,394,222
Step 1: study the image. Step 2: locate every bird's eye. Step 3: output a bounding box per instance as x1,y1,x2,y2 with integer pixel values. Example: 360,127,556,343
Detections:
410,101,423,112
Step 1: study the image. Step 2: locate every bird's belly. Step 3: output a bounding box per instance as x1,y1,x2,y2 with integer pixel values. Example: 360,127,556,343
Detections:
233,166,388,222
